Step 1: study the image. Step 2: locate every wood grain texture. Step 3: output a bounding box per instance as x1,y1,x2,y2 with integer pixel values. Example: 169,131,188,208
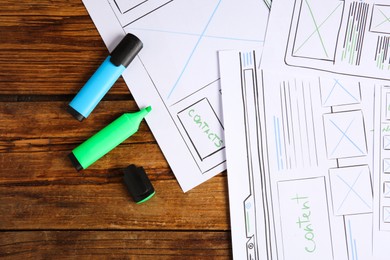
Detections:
0,0,129,95
0,0,232,258
0,231,232,258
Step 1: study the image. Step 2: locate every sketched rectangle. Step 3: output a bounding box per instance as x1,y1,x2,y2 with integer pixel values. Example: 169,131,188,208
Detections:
369,4,390,34
109,0,173,26
323,111,367,159
291,0,343,61
384,136,390,150
384,158,390,174
320,77,361,107
329,165,372,216
113,0,146,14
384,182,390,198
177,98,224,161
277,177,333,260
383,207,390,223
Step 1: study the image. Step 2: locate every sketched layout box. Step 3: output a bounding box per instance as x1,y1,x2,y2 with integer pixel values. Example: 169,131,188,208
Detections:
386,93,390,120
329,165,372,216
384,182,390,198
109,0,173,25
384,207,390,223
323,110,367,159
277,177,333,260
320,77,361,107
370,5,390,34
177,98,224,161
383,158,390,174
291,0,343,61
384,136,390,150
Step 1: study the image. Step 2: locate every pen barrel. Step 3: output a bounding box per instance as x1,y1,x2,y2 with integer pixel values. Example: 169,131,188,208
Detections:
71,107,150,170
69,56,125,119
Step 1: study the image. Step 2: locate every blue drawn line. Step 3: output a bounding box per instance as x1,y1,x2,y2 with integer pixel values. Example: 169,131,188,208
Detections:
329,118,365,156
323,79,359,105
337,171,371,211
354,238,358,260
348,220,358,260
129,27,264,43
167,0,223,99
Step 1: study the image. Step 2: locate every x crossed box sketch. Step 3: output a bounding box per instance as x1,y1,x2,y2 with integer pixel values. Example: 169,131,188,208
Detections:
329,165,373,216
383,207,390,223
292,0,343,61
370,4,390,34
383,136,390,150
383,158,390,174
323,111,367,159
320,77,361,107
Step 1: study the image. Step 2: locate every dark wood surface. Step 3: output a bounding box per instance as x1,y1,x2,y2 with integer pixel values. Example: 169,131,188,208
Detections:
0,1,231,258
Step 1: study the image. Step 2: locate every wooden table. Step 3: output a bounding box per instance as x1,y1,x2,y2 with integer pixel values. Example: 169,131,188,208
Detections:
0,1,231,258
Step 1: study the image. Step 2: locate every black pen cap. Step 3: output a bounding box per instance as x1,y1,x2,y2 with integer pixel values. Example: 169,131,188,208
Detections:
110,33,143,67
123,164,155,203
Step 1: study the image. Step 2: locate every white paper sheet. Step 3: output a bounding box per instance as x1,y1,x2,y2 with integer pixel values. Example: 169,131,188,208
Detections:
81,0,270,191
221,0,390,258
220,49,384,260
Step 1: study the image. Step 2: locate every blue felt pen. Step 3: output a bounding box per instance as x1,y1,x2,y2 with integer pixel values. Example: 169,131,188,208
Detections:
68,33,143,121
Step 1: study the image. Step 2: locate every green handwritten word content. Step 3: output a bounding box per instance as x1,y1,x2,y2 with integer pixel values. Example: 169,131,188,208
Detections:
291,195,316,253
188,109,223,148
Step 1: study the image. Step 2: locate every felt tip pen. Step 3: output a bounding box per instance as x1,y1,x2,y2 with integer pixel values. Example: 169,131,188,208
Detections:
68,106,151,171
68,33,143,121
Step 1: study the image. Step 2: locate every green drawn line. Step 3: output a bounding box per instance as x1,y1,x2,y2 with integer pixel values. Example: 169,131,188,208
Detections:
376,52,380,68
294,2,342,57
304,0,329,57
342,16,353,62
375,8,390,28
246,211,250,232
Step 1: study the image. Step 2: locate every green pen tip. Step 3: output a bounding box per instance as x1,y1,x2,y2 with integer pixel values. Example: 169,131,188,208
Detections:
145,106,152,113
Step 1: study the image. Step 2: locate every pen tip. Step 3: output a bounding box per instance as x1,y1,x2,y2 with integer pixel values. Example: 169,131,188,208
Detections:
145,106,152,113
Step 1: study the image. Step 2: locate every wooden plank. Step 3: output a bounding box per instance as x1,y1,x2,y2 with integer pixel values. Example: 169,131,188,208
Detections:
0,100,170,178
0,0,132,95
0,177,229,230
0,100,155,146
0,99,228,230
0,231,232,258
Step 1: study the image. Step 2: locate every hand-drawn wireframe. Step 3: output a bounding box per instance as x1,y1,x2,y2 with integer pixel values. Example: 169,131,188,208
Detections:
319,78,361,107
370,4,390,34
323,111,368,159
373,86,390,232
220,49,379,259
374,35,390,70
291,0,344,61
82,0,270,191
329,165,373,216
283,0,390,81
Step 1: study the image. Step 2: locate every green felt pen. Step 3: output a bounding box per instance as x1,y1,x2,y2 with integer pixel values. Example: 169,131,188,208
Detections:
68,106,151,171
